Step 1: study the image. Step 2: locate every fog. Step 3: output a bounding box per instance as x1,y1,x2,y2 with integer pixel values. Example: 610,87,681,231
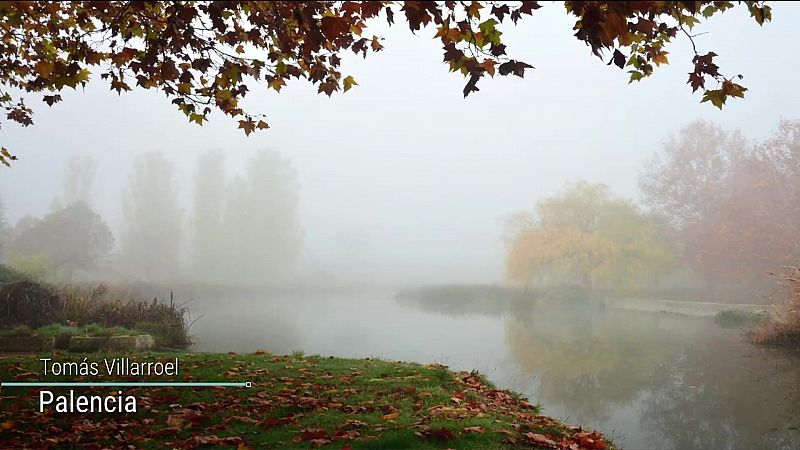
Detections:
2,4,798,285
3,4,800,448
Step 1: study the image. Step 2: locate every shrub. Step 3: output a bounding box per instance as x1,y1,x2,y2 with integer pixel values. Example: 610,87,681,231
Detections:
749,266,800,346
135,321,191,349
0,265,26,284
0,267,192,349
61,289,192,348
5,252,51,281
0,279,64,328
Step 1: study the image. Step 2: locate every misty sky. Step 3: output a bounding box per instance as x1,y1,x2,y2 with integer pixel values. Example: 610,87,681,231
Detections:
1,3,798,284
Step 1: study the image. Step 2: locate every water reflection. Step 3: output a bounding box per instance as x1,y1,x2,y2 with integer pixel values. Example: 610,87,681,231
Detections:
399,292,800,449
638,332,800,449
504,310,679,423
188,289,800,449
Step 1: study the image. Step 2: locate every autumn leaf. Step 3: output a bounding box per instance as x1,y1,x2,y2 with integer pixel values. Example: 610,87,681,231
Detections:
321,16,350,40
652,51,670,66
701,88,727,109
34,61,54,78
0,147,18,167
524,432,558,447
0,1,771,165
238,119,256,136
498,60,533,77
343,75,358,92
609,49,625,68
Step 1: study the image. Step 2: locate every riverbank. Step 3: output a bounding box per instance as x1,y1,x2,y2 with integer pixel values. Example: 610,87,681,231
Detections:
0,352,609,449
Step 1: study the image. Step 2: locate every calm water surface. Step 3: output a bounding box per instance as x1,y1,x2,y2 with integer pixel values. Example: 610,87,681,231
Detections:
189,289,800,450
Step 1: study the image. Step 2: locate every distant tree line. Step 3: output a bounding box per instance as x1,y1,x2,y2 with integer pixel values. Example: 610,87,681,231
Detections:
641,120,800,285
506,119,800,295
0,150,302,285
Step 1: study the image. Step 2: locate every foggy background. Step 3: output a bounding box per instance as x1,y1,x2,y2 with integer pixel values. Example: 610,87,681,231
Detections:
1,3,798,285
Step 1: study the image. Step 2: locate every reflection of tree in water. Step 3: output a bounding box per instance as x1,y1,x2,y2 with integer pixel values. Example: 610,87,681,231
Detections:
405,291,800,448
505,308,684,422
640,332,800,450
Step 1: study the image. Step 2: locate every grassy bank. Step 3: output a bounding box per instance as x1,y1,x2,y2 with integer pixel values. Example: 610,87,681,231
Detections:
0,352,609,449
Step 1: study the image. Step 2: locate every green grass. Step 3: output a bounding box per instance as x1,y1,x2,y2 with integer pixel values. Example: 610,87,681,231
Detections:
714,309,769,328
0,352,609,449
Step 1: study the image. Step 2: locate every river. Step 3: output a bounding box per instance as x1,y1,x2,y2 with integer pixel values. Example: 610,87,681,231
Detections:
187,288,800,449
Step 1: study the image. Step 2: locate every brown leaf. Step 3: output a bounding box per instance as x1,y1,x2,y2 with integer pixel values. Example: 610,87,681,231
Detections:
321,16,350,40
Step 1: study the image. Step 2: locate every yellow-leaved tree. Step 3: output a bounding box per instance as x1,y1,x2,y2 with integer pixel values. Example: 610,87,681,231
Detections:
505,182,675,290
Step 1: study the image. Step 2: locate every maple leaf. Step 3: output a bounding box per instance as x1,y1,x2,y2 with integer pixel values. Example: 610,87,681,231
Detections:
111,47,137,66
701,88,727,109
381,412,400,420
42,94,62,106
343,75,358,92
321,16,350,40
524,432,558,447
498,60,533,77
610,49,625,69
492,5,510,22
463,73,481,97
318,81,338,96
0,0,770,163
652,51,670,66
385,6,395,25
721,79,747,98
238,119,256,135
687,72,705,92
490,42,507,56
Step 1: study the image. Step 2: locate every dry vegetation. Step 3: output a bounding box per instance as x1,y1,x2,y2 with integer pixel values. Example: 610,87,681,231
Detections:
0,266,192,348
749,266,800,346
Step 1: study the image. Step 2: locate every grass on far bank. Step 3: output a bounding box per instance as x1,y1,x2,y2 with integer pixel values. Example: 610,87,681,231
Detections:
0,352,609,449
713,310,769,329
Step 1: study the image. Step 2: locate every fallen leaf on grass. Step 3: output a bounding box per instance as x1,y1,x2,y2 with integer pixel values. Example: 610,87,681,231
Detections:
381,412,399,421
293,428,331,445
575,432,607,449
225,416,259,424
341,419,368,428
332,429,361,441
262,416,296,427
524,432,557,448
185,435,244,446
416,425,456,441
463,426,485,433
